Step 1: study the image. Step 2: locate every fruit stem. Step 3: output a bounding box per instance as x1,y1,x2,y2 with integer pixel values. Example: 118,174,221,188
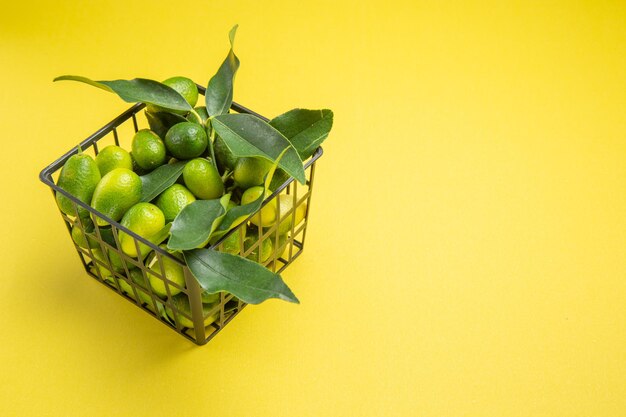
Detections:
221,169,233,182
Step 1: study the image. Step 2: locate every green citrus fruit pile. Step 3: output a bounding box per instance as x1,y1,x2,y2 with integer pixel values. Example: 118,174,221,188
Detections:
55,76,307,328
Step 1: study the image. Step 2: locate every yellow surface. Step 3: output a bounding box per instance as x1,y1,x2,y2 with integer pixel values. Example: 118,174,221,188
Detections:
1,1,625,415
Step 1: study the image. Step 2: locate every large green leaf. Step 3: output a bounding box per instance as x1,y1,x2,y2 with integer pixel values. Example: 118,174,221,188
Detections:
184,249,299,304
168,199,226,250
145,111,187,139
205,25,240,116
211,114,306,184
54,76,193,112
269,109,333,160
210,192,264,243
140,161,187,202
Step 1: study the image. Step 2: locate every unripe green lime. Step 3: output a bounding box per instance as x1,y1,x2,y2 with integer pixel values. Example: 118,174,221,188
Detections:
118,202,165,257
241,186,277,227
233,157,272,189
182,158,224,200
56,153,101,218
148,254,186,299
95,145,133,176
272,195,308,235
214,135,237,172
71,218,99,249
220,226,246,255
165,122,208,160
165,293,219,328
118,269,153,305
90,168,142,226
131,129,167,170
244,231,274,263
155,184,196,222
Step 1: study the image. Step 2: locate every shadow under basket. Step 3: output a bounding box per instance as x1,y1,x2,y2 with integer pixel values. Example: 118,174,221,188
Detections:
39,91,322,345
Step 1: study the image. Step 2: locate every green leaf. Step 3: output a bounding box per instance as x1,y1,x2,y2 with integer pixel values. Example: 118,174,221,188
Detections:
211,114,306,184
54,76,193,112
168,199,226,250
140,161,187,202
145,111,187,139
269,109,333,160
210,192,264,243
205,24,240,116
184,249,299,304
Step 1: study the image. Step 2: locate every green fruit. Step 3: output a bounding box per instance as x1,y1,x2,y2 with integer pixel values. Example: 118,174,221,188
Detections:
182,158,224,199
233,157,272,189
220,226,246,255
214,135,237,172
146,76,198,114
244,231,274,263
118,269,153,305
148,254,186,298
155,184,196,222
71,218,98,249
131,129,167,170
241,186,277,227
90,248,125,277
95,145,133,176
90,168,142,226
56,153,101,218
165,293,219,328
272,195,308,235
164,122,208,160
187,106,209,124
118,203,165,257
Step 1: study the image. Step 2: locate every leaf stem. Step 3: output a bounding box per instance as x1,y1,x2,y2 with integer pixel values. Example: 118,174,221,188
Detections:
190,109,203,124
205,121,218,171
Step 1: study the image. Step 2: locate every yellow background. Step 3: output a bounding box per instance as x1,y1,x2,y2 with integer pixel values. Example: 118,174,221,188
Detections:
1,1,625,415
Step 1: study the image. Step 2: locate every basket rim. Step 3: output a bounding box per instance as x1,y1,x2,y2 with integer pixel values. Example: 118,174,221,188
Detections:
39,98,323,265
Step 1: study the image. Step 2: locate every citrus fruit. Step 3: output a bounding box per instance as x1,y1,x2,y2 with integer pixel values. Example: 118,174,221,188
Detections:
71,218,99,249
272,194,308,235
155,184,196,222
146,76,198,114
220,226,246,255
148,253,186,298
117,269,153,305
240,186,277,227
214,135,237,172
182,158,224,199
90,247,125,277
95,145,132,176
90,168,142,226
164,122,208,160
165,293,219,328
233,157,272,189
131,129,166,170
244,231,274,263
118,202,166,257
56,153,101,218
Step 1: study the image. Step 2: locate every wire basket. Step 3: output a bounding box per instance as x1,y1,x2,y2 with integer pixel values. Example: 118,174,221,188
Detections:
39,86,322,345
